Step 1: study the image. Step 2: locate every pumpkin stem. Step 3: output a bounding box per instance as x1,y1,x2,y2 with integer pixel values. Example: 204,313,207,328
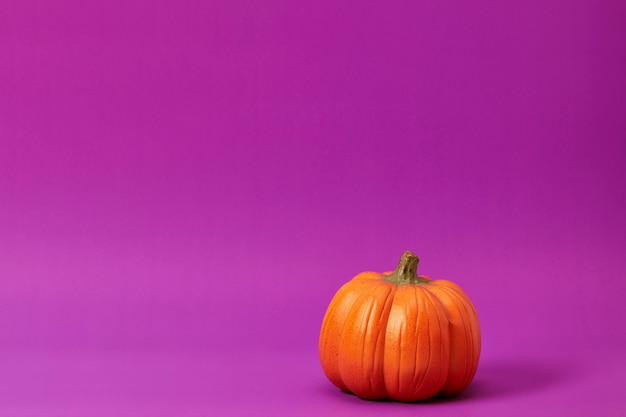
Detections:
385,251,428,285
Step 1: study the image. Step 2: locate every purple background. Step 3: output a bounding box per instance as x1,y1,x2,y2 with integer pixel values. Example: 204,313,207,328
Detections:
1,0,625,415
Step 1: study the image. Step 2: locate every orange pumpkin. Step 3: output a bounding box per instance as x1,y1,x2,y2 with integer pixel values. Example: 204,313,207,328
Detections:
319,251,481,402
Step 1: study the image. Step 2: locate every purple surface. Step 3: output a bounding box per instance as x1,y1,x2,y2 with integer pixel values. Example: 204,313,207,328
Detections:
1,0,625,415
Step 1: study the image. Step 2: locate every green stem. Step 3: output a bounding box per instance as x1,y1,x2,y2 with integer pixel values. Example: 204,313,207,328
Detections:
384,251,429,285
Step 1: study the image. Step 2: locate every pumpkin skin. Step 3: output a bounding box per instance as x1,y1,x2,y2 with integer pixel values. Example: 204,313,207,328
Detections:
319,251,480,402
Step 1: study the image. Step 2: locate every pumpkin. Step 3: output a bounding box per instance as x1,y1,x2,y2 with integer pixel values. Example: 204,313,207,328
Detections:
319,251,480,402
